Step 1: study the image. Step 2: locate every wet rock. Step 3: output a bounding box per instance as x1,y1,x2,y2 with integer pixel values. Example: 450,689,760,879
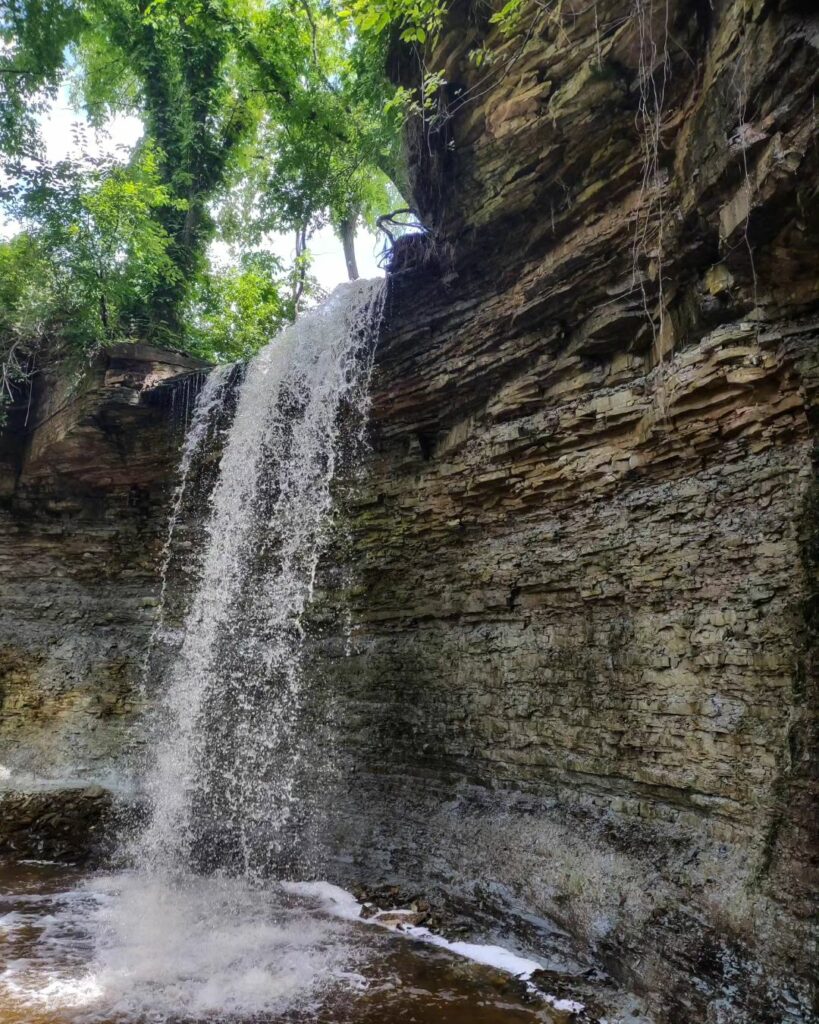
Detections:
372,908,430,928
0,345,206,860
0,786,116,864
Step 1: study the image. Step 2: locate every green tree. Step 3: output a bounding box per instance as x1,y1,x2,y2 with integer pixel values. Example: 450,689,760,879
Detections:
74,0,261,338
2,141,182,344
0,0,84,155
221,4,408,281
186,250,299,362
1,0,414,366
0,233,55,416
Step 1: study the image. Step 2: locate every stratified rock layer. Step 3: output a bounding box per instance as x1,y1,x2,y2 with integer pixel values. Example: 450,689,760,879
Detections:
308,1,819,1020
0,345,205,858
0,1,817,1020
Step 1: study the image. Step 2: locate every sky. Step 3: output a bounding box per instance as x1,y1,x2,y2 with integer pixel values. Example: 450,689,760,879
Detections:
2,88,385,290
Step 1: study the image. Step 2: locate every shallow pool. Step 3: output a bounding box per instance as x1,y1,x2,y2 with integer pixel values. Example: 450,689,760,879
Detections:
0,860,577,1024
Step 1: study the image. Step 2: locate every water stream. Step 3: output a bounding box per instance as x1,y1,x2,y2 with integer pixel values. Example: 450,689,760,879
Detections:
136,278,386,879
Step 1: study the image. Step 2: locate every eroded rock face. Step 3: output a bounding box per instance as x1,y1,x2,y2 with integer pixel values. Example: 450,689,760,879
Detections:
305,1,819,1020
0,1,817,1019
0,344,205,860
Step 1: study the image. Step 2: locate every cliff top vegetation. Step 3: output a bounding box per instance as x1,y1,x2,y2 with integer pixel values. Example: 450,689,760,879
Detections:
0,0,457,417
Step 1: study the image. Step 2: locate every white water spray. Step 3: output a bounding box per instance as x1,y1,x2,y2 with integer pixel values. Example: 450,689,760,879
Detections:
136,277,385,878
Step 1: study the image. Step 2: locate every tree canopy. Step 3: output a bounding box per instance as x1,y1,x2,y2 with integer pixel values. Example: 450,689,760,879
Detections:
0,0,427,407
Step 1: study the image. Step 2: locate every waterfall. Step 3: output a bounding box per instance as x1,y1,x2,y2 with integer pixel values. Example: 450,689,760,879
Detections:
0,277,585,1024
140,361,237,682
0,280,391,1022
135,277,385,879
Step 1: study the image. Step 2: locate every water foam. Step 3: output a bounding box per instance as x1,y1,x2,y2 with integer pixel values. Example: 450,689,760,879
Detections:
0,871,363,1020
87,873,357,1018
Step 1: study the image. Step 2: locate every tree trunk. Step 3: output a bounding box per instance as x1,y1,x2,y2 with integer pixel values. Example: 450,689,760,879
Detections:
339,217,359,281
292,224,308,313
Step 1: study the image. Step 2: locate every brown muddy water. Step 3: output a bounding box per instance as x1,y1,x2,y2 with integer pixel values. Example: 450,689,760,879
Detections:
0,861,581,1024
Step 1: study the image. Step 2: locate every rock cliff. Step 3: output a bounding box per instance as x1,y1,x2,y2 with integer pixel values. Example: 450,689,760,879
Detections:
1,0,817,1020
0,344,206,859
310,0,819,1019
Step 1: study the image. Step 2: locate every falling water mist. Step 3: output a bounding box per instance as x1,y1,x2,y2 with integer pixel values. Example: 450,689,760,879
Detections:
137,277,385,880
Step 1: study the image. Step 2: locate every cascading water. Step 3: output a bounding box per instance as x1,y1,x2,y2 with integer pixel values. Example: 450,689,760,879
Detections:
139,277,385,879
6,279,388,1021
30,279,389,1020
140,361,238,683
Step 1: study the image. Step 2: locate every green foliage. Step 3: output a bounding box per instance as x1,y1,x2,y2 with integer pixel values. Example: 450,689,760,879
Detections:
340,0,452,141
488,0,526,33
342,0,446,45
0,233,53,414
225,1,408,267
232,93,400,243
0,0,84,155
186,251,299,363
77,0,262,336
3,142,182,345
0,0,424,377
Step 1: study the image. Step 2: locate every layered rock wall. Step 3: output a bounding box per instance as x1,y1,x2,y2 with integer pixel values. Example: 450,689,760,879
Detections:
308,1,819,1019
0,346,204,858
